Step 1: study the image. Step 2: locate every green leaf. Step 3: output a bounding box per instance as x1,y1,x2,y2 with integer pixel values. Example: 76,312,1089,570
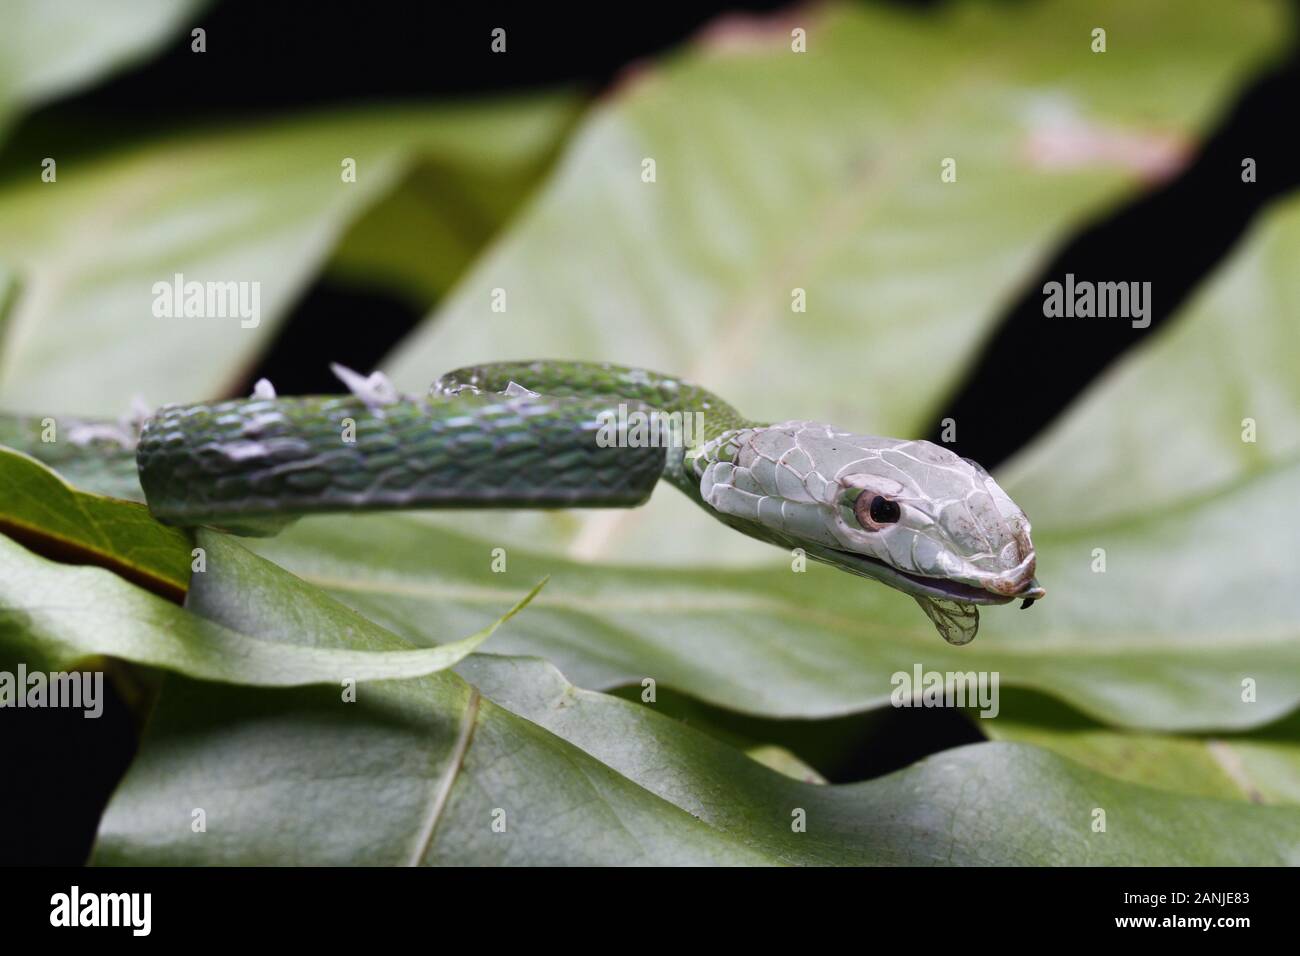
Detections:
941,192,1300,788
92,646,1300,864
983,689,1300,805
0,95,578,416
247,178,1300,735
248,509,1297,732
0,0,203,138
1002,218,1300,529
460,655,1300,863
0,410,145,501
94,674,779,866
0,262,17,343
96,534,775,865
0,529,539,685
382,0,1287,565
985,191,1300,723
90,479,1300,865
0,446,187,599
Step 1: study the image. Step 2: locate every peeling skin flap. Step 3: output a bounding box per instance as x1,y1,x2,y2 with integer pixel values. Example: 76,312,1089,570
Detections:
914,595,979,646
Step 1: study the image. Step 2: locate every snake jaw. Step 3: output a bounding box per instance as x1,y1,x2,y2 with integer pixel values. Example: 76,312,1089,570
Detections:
801,542,1014,605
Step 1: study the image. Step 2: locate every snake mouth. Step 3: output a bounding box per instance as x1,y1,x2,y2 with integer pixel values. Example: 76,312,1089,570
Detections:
814,546,1041,606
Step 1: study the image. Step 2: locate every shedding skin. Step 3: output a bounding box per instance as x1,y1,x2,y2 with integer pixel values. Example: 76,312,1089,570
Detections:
11,360,1044,645
691,419,1043,644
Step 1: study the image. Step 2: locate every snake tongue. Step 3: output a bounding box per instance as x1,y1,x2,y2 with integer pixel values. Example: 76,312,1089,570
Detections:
1018,578,1046,608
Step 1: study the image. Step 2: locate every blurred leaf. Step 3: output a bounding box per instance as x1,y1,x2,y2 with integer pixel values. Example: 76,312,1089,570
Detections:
92,557,1300,863
0,0,202,138
324,139,578,308
983,689,1300,805
0,262,18,352
0,446,187,599
0,412,144,501
744,745,829,785
0,95,578,416
383,0,1287,565
0,530,536,684
1001,198,1300,518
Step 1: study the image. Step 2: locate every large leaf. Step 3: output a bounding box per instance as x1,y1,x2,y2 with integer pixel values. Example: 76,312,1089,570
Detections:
0,530,539,686
249,185,1300,733
0,446,187,599
984,689,1300,805
940,190,1300,788
1001,217,1300,526
93,543,1300,864
0,0,202,138
382,0,1286,565
461,655,1300,863
0,95,577,415
249,510,1298,731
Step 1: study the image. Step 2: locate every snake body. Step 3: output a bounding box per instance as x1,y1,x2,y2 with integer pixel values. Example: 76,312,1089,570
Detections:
13,360,1044,644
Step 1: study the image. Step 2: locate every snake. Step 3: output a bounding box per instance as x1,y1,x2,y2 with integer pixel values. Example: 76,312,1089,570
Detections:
4,360,1044,645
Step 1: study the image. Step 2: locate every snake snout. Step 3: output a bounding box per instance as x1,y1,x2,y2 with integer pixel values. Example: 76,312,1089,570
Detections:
983,545,1038,598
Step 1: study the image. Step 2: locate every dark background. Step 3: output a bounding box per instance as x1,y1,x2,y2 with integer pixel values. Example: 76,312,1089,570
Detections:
3,0,1298,865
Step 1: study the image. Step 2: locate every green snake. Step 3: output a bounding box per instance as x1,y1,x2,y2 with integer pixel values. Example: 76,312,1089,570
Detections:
5,360,1044,645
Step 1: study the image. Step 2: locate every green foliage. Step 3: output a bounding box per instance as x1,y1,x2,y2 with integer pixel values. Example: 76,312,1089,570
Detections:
0,447,187,597
0,528,539,683
0,0,1297,865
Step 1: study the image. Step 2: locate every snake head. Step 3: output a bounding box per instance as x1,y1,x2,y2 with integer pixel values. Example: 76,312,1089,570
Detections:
695,422,1044,645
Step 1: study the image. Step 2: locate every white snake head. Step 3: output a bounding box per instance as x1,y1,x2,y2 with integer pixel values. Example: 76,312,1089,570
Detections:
693,421,1045,645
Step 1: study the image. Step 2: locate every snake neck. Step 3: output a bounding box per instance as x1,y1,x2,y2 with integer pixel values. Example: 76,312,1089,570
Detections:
433,360,759,503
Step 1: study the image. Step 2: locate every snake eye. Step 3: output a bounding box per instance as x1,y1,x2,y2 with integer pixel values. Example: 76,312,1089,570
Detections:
869,495,901,523
853,493,900,529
